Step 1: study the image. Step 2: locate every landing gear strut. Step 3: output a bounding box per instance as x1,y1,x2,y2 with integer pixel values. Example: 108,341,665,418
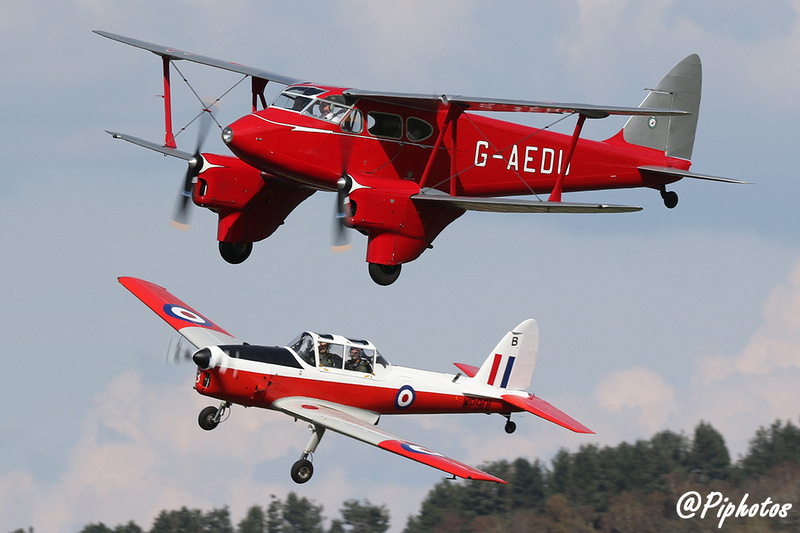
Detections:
219,241,253,264
368,263,401,286
198,401,231,431
291,424,326,484
660,188,678,209
503,413,516,434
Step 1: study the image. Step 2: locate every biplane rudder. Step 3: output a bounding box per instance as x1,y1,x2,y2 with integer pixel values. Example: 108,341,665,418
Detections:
620,54,702,161
472,319,539,391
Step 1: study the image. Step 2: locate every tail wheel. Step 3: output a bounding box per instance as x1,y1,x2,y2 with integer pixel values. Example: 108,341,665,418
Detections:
660,189,678,209
198,406,219,431
219,241,253,264
291,459,314,484
504,420,517,434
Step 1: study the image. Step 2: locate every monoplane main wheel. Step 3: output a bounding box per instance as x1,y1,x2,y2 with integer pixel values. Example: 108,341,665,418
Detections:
219,241,253,264
291,459,314,484
368,263,401,286
198,406,220,431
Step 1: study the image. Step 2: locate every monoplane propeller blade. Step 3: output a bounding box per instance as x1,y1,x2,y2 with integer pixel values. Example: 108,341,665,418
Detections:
171,108,213,230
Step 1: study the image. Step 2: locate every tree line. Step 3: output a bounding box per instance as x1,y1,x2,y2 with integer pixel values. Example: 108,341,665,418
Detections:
9,418,800,532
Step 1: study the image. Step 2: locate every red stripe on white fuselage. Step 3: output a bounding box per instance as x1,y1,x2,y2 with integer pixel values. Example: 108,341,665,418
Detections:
195,366,511,416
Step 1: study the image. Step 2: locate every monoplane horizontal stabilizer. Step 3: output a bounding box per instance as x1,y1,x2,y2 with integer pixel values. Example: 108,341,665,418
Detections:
412,192,642,214
502,393,593,434
106,131,194,161
638,165,750,185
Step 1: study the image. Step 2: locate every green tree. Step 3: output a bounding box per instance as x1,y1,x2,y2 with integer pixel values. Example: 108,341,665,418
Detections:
238,505,266,533
265,492,324,533
740,419,800,478
689,420,730,480
338,499,390,533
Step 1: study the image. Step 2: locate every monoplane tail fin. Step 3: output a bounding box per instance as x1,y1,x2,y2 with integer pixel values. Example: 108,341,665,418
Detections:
472,319,538,391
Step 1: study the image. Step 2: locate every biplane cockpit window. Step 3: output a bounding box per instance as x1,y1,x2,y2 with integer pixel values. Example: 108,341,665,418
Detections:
341,109,363,134
367,112,403,139
407,117,433,142
304,95,350,125
271,86,325,113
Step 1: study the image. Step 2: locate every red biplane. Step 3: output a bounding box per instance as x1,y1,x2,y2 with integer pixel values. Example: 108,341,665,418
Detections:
98,31,744,285
120,276,592,484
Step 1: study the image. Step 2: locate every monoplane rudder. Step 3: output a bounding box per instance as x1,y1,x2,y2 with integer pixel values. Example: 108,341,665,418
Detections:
473,319,539,391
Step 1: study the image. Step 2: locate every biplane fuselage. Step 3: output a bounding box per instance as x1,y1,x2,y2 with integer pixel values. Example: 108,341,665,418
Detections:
97,31,742,284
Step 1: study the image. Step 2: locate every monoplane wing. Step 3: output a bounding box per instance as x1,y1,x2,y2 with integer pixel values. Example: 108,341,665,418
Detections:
94,31,303,86
272,397,506,483
638,165,750,185
344,89,690,118
412,190,642,214
119,277,242,349
502,393,593,434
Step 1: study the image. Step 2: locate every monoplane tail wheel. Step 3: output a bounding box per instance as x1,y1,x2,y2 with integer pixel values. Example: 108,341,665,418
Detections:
198,406,219,431
219,241,253,264
291,459,314,484
368,263,401,286
504,420,517,434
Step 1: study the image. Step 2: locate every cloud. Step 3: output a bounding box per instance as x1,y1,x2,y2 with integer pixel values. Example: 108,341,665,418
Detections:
594,367,677,433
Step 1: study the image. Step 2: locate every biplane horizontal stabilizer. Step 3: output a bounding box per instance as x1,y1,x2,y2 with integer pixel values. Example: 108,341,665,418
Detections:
638,165,750,185
412,191,642,214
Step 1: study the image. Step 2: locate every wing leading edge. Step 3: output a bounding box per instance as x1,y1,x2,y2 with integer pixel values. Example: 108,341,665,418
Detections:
119,277,241,349
272,397,506,483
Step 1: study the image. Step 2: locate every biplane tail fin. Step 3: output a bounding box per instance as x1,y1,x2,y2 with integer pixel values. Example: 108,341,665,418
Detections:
472,319,539,391
621,54,701,161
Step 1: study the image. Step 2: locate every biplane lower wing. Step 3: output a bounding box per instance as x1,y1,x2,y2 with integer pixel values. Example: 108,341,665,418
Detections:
412,191,642,214
272,397,506,483
119,277,241,349
502,393,593,434
106,131,194,161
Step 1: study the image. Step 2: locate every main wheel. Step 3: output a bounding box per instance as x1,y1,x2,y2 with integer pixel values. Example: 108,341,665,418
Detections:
291,459,314,484
219,241,253,264
198,406,219,431
504,420,517,434
368,263,401,286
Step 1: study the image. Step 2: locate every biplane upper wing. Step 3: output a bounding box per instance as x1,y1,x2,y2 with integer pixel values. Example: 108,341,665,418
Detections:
412,190,642,214
344,89,691,118
94,31,303,86
272,397,506,483
119,276,242,349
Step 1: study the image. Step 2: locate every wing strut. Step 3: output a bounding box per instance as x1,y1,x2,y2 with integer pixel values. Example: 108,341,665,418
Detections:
548,113,587,202
162,56,177,148
419,104,465,190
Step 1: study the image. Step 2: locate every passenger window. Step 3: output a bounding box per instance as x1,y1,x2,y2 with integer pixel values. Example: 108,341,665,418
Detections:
367,112,402,139
407,117,433,142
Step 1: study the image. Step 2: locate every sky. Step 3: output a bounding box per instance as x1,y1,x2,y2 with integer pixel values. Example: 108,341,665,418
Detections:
1,0,800,531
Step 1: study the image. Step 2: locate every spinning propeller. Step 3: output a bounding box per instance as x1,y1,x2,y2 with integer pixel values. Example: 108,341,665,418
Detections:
332,174,353,252
171,108,214,230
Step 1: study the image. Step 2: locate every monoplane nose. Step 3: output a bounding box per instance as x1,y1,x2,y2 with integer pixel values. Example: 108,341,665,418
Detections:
193,347,212,369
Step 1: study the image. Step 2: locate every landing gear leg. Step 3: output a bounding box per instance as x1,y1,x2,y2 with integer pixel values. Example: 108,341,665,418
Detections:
219,241,253,264
291,424,325,484
660,188,678,209
503,413,516,434
368,263,401,286
198,401,231,431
